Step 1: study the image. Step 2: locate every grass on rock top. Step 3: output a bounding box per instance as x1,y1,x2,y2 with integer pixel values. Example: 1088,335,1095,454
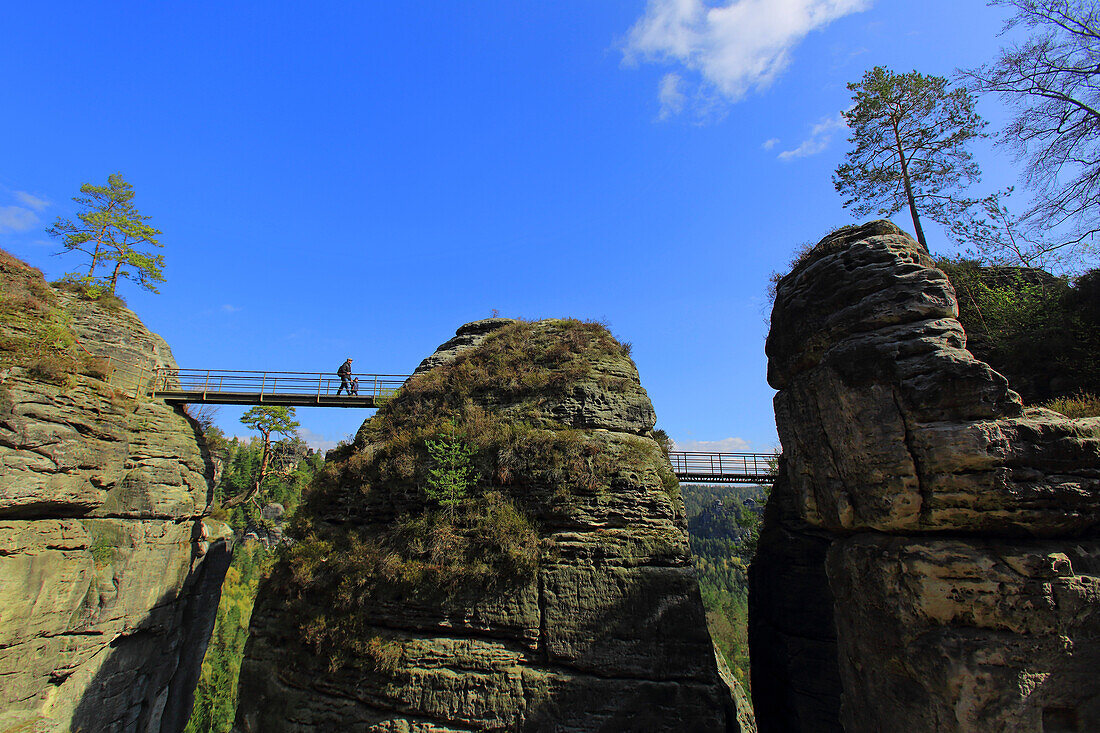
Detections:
0,249,109,387
308,318,653,507
272,318,675,671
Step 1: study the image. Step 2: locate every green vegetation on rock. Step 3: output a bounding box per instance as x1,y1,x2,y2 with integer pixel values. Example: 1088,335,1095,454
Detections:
268,318,669,670
938,258,1100,404
0,250,80,385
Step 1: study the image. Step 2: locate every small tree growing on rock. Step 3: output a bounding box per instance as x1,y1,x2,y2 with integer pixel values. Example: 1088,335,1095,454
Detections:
225,406,299,508
47,173,165,296
424,420,478,519
834,67,987,252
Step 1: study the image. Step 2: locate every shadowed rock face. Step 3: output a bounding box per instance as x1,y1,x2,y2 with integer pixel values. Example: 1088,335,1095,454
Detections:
750,221,1100,732
236,319,754,732
0,252,229,733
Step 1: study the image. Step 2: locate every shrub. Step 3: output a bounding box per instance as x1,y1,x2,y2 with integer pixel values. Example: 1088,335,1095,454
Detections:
276,491,541,670
52,274,127,309
81,355,113,381
938,259,1100,403
89,536,117,566
207,504,230,521
424,420,478,515
1043,393,1100,419
27,354,74,386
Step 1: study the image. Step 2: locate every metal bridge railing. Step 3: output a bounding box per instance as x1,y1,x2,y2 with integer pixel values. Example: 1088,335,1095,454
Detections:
149,368,410,400
667,451,776,479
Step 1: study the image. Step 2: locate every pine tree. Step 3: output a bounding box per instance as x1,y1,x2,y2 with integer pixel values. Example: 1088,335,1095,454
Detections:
834,67,986,251
47,173,165,295
424,420,478,518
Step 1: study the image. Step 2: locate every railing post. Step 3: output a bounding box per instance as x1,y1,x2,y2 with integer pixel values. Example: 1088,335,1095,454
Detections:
259,372,266,403
317,373,323,403
203,370,210,400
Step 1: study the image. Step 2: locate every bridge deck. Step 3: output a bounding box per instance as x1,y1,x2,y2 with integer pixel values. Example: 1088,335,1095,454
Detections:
149,368,408,408
673,472,774,484
155,391,384,408
667,451,775,484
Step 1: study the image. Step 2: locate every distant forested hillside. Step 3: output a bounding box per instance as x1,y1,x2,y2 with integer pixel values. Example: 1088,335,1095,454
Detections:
682,482,768,684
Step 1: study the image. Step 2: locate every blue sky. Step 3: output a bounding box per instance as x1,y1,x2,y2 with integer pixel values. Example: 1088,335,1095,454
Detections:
2,1,1021,452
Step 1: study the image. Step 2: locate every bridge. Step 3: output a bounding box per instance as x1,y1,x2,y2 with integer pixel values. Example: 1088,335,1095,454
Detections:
149,368,408,408
667,451,775,485
143,368,776,484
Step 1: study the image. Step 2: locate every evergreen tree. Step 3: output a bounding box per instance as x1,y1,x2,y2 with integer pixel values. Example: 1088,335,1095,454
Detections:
47,173,165,295
424,420,478,518
225,407,299,508
834,67,987,251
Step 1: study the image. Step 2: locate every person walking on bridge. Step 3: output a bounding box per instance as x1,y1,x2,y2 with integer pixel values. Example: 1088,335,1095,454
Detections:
336,358,353,395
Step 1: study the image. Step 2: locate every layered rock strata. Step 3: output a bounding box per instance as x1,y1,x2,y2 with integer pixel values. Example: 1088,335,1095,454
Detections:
237,318,754,732
750,221,1100,732
0,252,229,732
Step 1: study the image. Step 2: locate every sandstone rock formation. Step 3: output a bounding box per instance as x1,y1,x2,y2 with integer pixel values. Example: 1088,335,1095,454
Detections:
750,221,1100,732
0,251,229,732
237,318,753,731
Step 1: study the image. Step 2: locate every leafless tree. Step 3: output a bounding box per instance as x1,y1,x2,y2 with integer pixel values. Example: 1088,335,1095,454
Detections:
962,0,1100,261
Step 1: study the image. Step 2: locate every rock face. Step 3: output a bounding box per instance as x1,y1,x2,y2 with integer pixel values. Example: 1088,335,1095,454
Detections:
0,251,229,732
237,318,753,732
750,221,1100,732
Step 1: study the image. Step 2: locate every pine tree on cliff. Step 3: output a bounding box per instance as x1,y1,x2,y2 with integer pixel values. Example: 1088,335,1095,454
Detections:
834,67,986,252
47,172,165,295
225,406,299,508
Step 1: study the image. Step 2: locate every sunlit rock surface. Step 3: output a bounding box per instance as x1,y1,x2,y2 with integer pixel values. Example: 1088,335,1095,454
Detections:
0,251,229,733
750,221,1100,732
237,318,754,732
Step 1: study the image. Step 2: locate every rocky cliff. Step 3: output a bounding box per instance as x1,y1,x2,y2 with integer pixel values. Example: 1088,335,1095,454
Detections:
0,251,230,732
236,318,754,732
750,221,1100,732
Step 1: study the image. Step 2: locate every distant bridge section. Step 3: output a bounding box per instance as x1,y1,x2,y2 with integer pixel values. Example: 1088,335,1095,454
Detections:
668,451,776,485
150,368,410,408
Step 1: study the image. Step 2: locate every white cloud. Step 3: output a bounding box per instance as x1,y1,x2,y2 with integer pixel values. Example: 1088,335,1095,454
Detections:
658,73,686,119
672,436,753,452
624,0,872,114
298,427,340,453
777,112,846,160
762,137,780,150
221,304,241,313
14,191,50,211
0,206,38,233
